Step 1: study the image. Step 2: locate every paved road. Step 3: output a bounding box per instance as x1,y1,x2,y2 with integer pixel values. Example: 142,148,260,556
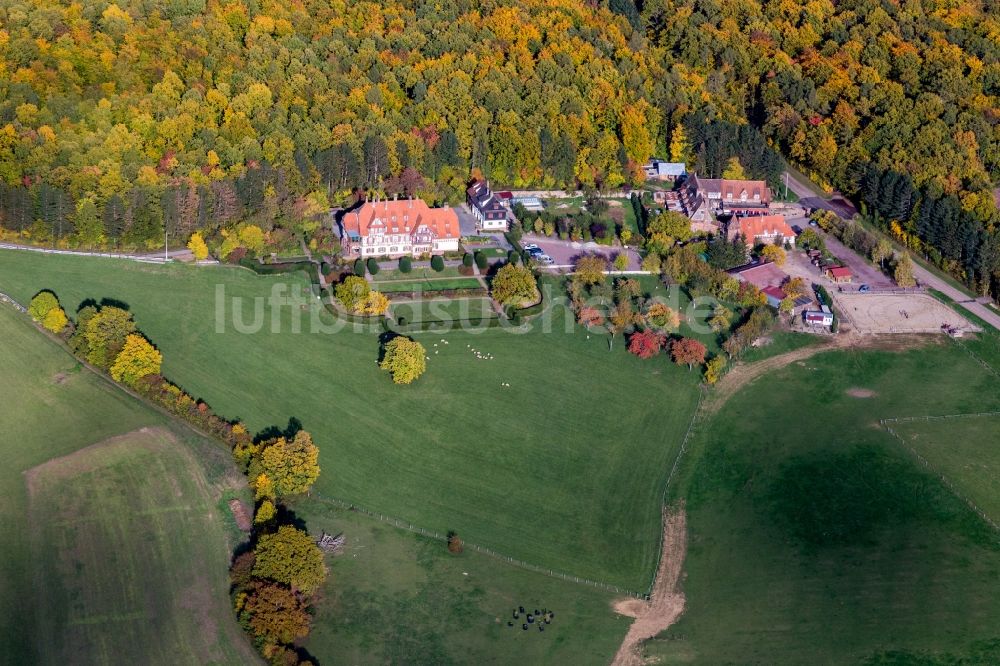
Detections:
783,172,1000,332
783,170,857,219
0,242,194,262
910,266,1000,331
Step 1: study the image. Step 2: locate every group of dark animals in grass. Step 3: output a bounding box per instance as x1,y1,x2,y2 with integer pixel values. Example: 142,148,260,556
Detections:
507,606,555,633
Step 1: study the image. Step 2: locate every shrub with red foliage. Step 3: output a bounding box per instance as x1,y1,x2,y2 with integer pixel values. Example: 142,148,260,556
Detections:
628,330,666,359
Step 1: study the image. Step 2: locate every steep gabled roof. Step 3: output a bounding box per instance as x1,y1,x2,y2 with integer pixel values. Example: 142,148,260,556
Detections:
720,179,770,204
734,214,794,242
343,199,459,240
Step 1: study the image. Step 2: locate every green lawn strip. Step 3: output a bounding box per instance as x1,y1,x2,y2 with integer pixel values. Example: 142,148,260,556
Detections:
653,344,1000,664
0,305,253,664
391,298,496,324
0,250,701,589
292,498,631,665
376,267,463,281
374,277,483,293
609,198,640,235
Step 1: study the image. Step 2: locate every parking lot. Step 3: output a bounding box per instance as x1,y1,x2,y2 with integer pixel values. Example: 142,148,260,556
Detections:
520,234,642,271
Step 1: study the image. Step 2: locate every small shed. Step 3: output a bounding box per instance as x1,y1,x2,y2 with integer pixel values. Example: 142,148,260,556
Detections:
826,266,853,283
804,310,834,326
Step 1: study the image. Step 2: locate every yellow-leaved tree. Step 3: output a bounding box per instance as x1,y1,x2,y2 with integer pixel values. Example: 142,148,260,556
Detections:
28,290,59,322
358,291,390,316
251,431,320,498
41,306,69,333
110,333,162,385
380,336,426,385
187,232,209,261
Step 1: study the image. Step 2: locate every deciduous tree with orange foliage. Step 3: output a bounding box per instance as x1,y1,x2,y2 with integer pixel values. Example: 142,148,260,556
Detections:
670,337,707,370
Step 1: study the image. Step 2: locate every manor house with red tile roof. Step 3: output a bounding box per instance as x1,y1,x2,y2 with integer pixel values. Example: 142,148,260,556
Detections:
342,198,460,258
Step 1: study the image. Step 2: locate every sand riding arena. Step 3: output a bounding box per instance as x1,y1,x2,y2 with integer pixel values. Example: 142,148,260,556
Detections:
837,292,979,335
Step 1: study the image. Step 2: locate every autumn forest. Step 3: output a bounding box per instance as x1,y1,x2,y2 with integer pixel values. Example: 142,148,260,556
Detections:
0,0,998,291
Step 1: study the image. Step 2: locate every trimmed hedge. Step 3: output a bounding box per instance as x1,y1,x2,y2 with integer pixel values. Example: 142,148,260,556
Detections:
353,258,366,276
462,253,474,267
431,255,445,272
367,257,380,275
399,256,412,273
474,251,488,270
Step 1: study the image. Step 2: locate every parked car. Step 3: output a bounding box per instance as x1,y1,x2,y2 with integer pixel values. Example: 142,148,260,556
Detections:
527,247,544,256
539,254,554,264
791,224,803,235
522,244,539,251
859,284,870,293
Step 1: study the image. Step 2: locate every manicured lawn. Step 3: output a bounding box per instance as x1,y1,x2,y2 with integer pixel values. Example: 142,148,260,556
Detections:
891,414,1000,526
0,250,702,589
391,297,496,324
651,343,1000,664
292,498,631,665
374,266,463,281
28,428,256,665
374,277,483,293
0,305,253,664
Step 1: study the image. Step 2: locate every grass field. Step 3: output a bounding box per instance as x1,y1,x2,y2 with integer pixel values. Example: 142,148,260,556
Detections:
0,304,254,664
27,428,256,665
292,498,631,665
890,414,1000,526
650,342,1000,664
0,250,702,589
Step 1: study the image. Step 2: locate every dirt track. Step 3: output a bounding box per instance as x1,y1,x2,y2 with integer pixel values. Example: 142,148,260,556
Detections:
611,506,687,666
608,332,937,664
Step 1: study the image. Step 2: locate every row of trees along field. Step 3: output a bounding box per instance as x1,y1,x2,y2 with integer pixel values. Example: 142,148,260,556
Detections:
28,288,326,665
0,0,998,292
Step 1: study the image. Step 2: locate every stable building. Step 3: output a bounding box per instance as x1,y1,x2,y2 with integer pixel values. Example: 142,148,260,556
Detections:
826,266,853,283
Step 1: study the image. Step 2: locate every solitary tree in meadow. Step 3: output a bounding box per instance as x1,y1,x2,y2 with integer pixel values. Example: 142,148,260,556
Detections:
380,337,427,384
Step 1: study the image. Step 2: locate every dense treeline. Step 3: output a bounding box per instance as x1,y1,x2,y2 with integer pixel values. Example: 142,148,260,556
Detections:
642,0,1000,293
0,0,998,291
0,0,663,248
